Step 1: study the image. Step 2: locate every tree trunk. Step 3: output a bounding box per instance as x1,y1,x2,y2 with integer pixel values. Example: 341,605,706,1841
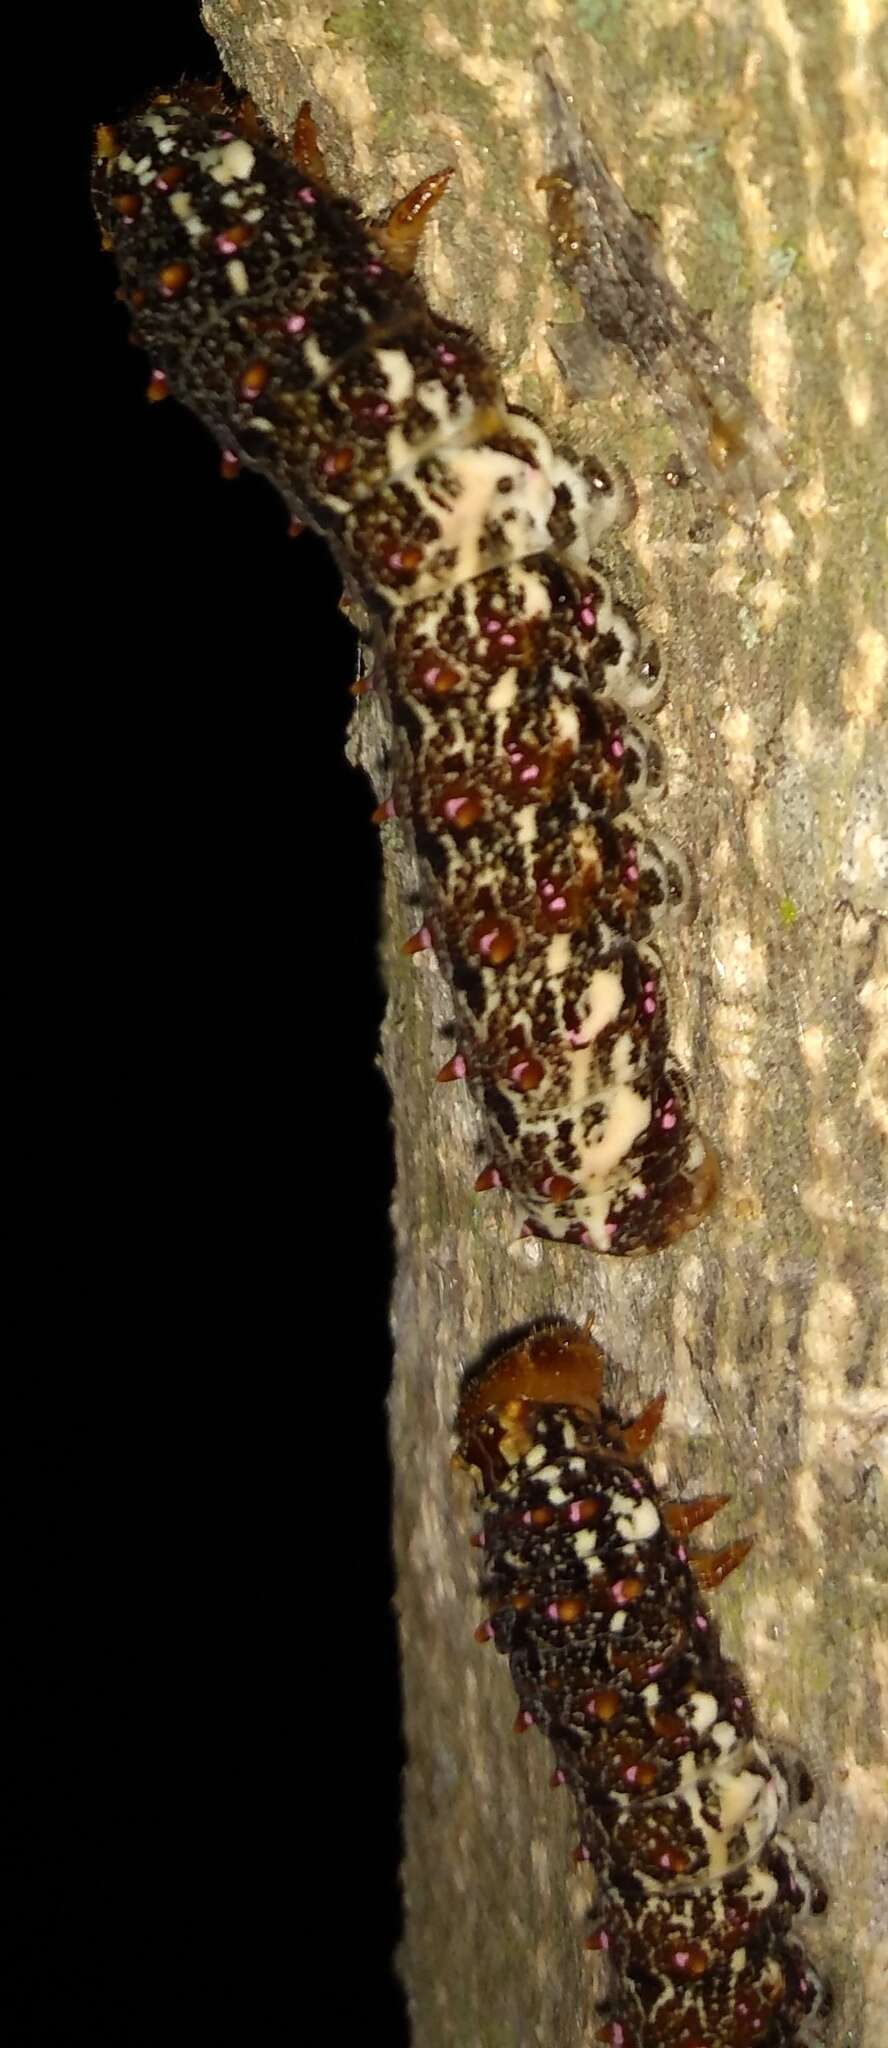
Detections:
205,5,885,2042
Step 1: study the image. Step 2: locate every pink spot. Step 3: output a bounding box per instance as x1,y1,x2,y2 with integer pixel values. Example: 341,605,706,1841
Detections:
598,1928,610,1951
215,232,241,254
297,186,317,205
647,1661,665,1676
634,1186,648,1202
437,345,458,366
643,994,657,1016
500,632,517,648
552,1768,566,1786
580,1229,595,1248
484,617,502,635
674,1950,690,1969
624,1764,638,1784
611,1579,638,1605
567,1503,583,1524
519,1710,535,1728
605,1221,618,1238
566,1025,590,1048
579,603,597,630
625,862,640,883
519,763,540,784
477,1620,494,1640
695,1614,709,1631
659,1852,673,1869
216,130,235,142
546,1601,560,1620
677,1545,688,1563
444,797,468,822
631,1477,643,1494
365,260,383,278
660,1110,677,1130
374,401,391,418
388,550,404,570
541,884,567,912
575,1842,592,1862
610,736,625,758
286,312,307,334
422,665,441,687
447,1054,468,1079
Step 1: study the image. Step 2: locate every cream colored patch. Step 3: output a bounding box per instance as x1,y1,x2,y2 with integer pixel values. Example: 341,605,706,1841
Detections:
551,701,580,748
720,704,757,792
616,1496,660,1543
303,337,332,382
687,1691,719,1735
545,933,571,979
800,1024,827,1073
577,1086,650,1181
784,695,817,759
840,366,871,428
571,967,625,1048
376,349,416,407
793,1466,823,1549
749,301,793,433
486,671,518,714
841,626,887,721
208,139,255,185
761,504,796,561
422,11,462,57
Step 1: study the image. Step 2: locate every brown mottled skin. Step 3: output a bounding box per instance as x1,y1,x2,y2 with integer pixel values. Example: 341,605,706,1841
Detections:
93,86,719,1254
456,1325,828,2046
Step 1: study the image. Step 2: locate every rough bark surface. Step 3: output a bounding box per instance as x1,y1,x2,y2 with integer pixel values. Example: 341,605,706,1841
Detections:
205,5,886,2043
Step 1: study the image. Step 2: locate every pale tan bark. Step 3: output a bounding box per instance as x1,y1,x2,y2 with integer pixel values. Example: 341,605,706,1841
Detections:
206,5,886,2041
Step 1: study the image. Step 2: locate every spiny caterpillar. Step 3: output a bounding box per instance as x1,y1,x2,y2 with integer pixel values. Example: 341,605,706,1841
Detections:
455,1324,828,2047
92,85,720,1255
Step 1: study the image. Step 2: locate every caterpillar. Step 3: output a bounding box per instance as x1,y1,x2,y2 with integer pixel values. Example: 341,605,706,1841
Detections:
455,1324,828,2047
92,84,720,1255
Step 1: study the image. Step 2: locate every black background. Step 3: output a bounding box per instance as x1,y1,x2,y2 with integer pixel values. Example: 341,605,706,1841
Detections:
11,7,403,2040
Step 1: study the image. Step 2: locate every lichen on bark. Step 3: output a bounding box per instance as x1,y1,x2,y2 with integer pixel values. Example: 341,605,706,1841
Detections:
204,4,886,2042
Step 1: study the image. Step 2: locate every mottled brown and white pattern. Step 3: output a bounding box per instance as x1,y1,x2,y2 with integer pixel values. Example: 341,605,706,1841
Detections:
456,1324,829,2047
92,86,720,1254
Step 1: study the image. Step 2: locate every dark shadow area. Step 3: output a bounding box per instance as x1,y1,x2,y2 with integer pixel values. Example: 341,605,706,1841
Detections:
12,9,405,2041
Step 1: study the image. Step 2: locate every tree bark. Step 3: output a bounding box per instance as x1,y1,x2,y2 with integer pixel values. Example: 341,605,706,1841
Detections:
205,4,886,2041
